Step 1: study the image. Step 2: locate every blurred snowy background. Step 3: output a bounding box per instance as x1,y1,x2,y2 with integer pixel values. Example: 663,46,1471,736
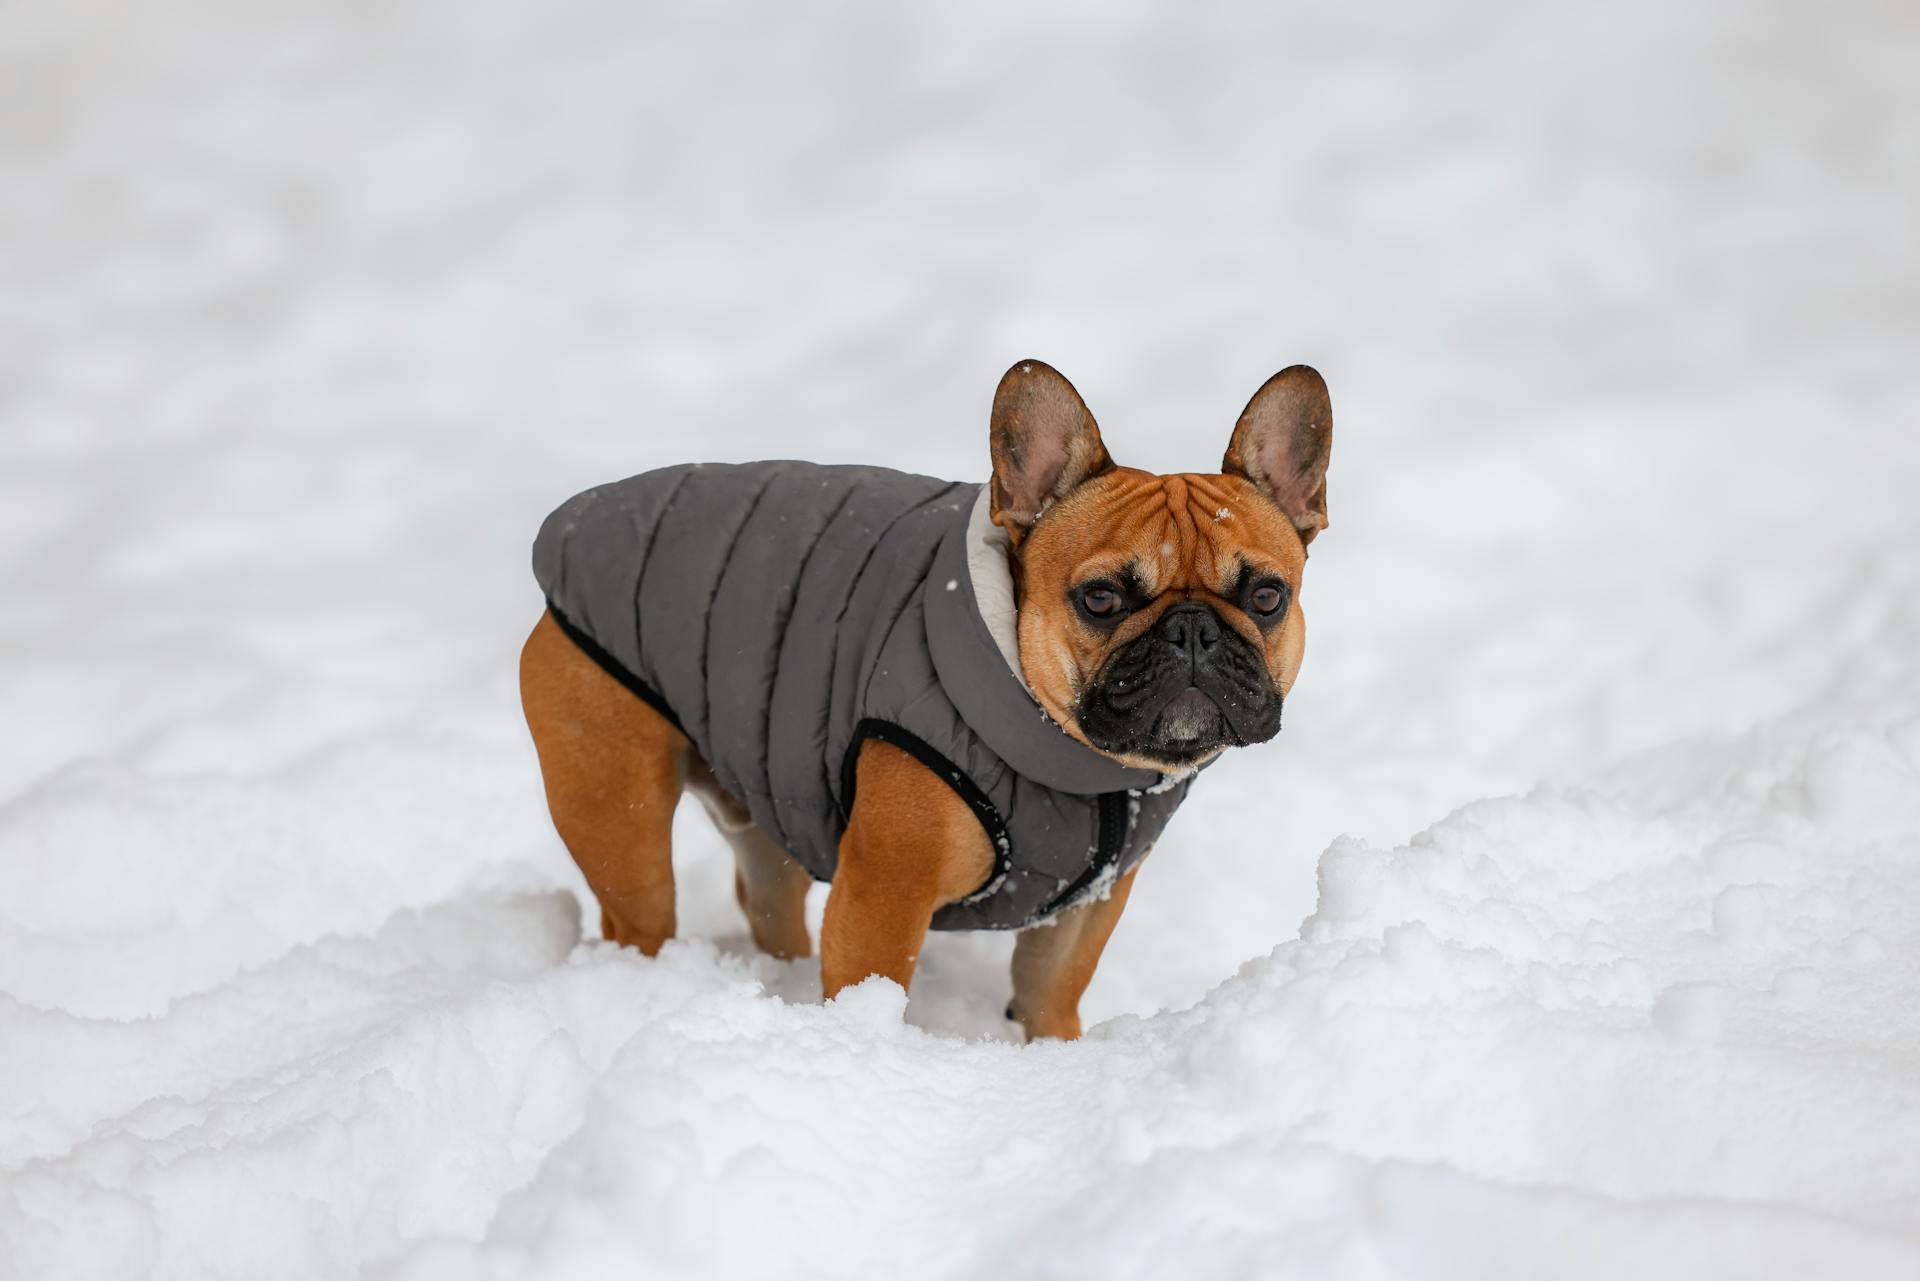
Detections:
4,1,1920,1277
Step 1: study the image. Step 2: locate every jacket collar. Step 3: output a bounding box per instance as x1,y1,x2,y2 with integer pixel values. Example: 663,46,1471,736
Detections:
924,487,1161,796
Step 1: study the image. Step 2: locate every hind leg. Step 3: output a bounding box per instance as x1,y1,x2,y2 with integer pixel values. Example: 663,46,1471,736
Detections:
520,611,687,954
685,760,814,960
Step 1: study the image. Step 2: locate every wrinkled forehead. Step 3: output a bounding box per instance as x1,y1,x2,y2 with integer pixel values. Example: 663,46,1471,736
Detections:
1042,469,1306,594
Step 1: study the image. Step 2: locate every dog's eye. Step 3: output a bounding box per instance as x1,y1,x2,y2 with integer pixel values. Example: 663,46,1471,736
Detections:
1080,585,1125,620
1248,582,1287,616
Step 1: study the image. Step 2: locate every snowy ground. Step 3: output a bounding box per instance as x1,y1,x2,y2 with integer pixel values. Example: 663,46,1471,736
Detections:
5,1,1920,1277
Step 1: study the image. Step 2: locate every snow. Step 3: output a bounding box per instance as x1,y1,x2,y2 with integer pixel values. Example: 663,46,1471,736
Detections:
4,1,1920,1278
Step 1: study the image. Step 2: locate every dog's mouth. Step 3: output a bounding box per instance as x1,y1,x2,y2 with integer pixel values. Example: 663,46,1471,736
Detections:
1078,679,1278,772
1155,686,1229,746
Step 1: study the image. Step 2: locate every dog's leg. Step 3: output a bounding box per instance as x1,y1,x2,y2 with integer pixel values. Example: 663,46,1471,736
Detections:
684,759,815,960
1008,855,1147,1042
728,826,815,960
819,740,994,999
520,611,687,955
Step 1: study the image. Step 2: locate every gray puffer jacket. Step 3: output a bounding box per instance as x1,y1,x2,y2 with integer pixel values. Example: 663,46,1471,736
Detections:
532,461,1194,930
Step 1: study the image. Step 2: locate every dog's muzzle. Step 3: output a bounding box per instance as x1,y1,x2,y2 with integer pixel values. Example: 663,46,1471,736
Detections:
1076,602,1282,767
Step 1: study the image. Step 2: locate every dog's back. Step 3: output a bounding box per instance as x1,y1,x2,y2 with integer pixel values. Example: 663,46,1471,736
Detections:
534,460,967,873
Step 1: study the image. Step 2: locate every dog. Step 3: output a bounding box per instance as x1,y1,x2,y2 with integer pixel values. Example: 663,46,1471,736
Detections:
520,359,1331,1040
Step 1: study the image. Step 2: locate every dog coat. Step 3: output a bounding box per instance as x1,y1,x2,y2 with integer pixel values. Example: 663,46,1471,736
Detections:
532,460,1195,930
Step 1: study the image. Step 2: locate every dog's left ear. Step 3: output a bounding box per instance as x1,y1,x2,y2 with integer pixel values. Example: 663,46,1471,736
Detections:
1223,365,1333,545
989,359,1114,544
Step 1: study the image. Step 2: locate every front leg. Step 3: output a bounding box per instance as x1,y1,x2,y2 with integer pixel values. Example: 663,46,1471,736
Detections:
820,739,995,999
1009,853,1147,1041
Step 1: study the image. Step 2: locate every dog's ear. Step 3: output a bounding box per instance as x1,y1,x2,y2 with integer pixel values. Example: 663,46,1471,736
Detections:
989,360,1113,543
1222,365,1333,545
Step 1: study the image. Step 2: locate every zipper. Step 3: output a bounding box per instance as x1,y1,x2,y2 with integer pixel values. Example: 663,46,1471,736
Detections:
1042,790,1132,915
1094,791,1129,872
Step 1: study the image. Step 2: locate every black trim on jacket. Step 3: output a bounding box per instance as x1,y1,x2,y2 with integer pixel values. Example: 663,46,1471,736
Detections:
545,602,686,734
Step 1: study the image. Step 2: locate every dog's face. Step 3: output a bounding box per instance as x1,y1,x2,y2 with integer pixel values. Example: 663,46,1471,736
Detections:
989,361,1333,774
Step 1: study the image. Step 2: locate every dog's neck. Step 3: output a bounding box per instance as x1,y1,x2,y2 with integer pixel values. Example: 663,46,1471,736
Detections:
964,486,1028,691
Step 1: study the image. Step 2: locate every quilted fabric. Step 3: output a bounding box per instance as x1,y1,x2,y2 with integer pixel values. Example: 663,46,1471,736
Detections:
532,461,1193,930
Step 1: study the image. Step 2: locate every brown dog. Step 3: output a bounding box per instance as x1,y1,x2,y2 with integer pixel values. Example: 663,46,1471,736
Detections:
520,361,1331,1040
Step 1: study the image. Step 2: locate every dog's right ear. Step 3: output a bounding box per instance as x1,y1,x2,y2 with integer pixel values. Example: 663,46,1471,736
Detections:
989,360,1113,545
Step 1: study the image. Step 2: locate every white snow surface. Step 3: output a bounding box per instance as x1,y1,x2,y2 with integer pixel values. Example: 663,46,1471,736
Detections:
5,2,1920,1278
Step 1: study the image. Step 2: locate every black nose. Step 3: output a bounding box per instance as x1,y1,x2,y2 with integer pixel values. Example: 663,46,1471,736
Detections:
1156,602,1221,654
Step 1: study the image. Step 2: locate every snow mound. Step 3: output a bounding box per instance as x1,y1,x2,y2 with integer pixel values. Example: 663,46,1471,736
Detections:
9,693,1920,1279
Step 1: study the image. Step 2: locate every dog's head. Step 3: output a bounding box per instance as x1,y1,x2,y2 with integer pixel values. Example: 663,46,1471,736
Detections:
989,359,1332,774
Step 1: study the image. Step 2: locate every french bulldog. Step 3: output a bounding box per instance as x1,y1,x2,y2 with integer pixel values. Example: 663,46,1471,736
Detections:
521,360,1331,1039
